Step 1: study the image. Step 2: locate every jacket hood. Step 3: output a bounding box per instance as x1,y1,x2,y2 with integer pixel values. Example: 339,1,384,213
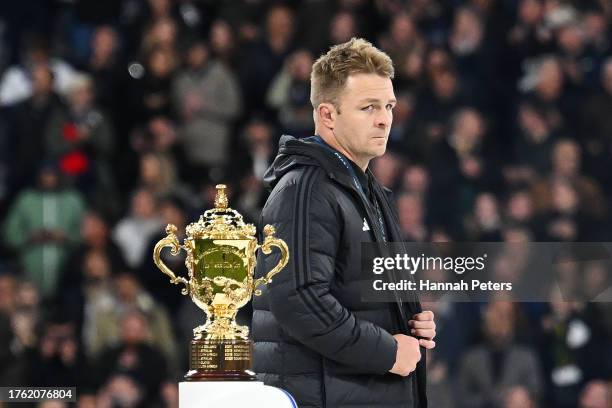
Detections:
263,135,356,190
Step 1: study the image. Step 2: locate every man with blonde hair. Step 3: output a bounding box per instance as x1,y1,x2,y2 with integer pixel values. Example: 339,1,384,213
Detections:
253,38,434,407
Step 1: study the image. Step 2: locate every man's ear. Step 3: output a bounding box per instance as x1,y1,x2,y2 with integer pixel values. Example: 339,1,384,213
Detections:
316,103,337,130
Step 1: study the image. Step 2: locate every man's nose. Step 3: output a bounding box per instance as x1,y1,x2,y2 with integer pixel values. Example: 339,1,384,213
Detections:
376,109,392,128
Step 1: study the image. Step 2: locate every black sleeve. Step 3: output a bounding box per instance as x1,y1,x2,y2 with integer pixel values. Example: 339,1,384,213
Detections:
260,169,397,374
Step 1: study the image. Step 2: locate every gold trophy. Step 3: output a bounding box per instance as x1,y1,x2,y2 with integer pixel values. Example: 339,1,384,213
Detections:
153,184,289,381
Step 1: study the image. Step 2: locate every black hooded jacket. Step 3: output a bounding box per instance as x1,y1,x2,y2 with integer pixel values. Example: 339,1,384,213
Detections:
252,135,427,407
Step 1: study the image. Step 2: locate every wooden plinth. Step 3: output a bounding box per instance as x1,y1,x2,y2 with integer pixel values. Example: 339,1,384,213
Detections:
185,338,257,381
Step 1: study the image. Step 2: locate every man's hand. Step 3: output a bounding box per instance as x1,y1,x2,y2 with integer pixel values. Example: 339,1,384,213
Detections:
409,310,436,349
389,334,421,377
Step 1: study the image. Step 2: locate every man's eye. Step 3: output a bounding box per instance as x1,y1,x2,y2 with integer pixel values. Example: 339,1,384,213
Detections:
386,104,395,110
362,105,374,111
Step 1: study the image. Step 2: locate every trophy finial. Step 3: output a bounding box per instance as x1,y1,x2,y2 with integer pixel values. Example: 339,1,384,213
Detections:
214,184,228,210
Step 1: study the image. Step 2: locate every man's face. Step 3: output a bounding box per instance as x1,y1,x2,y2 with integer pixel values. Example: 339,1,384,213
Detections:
333,73,396,164
31,65,53,96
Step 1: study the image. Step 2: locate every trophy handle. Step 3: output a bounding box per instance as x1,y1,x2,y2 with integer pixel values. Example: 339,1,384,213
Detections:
153,224,190,295
253,225,289,296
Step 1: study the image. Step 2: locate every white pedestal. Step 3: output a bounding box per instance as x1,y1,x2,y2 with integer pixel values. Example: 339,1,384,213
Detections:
179,381,297,408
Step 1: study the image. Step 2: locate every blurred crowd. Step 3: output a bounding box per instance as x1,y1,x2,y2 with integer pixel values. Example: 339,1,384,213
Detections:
0,0,612,407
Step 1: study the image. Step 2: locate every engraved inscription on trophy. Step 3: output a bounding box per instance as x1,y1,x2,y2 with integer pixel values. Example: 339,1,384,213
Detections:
191,343,219,370
224,343,250,361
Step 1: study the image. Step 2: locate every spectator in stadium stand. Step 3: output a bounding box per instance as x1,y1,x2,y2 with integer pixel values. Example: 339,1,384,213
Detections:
416,64,469,151
533,179,585,241
238,4,296,113
63,211,126,283
448,6,495,108
329,11,359,48
229,117,278,222
504,188,537,230
84,272,177,375
237,116,277,183
140,17,179,58
94,311,168,408
549,139,606,219
400,164,429,198
465,192,503,241
112,188,162,270
28,321,86,389
529,140,607,240
580,57,612,194
127,45,177,125
397,192,428,242
520,55,573,133
458,301,544,407
0,34,77,107
208,19,238,68
172,39,241,184
379,13,425,72
510,102,558,181
137,151,197,209
581,7,610,58
79,25,124,120
44,73,117,214
139,196,188,316
266,49,314,137
371,153,403,189
59,211,126,333
3,163,86,300
0,273,29,387
63,249,113,360
554,13,598,89
4,63,64,197
507,0,552,62
539,288,611,408
428,107,500,235
386,91,419,156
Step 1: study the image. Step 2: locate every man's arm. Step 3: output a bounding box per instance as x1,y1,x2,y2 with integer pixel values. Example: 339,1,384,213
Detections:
261,169,400,375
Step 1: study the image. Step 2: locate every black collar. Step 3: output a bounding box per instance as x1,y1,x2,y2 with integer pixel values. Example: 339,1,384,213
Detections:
348,160,376,203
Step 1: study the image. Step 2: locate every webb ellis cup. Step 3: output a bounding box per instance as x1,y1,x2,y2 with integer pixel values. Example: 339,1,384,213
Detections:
153,184,289,381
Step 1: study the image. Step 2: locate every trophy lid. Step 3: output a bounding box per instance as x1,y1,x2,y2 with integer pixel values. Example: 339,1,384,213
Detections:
185,184,256,239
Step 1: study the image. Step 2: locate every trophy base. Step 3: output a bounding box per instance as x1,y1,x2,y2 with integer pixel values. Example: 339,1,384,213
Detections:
186,338,257,382
184,370,257,381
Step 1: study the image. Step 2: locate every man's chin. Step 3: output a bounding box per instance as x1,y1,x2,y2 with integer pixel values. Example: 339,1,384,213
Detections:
372,145,387,157
364,149,387,165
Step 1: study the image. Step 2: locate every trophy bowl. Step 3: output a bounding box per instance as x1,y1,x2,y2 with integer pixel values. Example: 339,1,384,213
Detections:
153,184,289,381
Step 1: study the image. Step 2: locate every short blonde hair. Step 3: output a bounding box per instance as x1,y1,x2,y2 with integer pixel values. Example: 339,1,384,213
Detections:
310,38,394,110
